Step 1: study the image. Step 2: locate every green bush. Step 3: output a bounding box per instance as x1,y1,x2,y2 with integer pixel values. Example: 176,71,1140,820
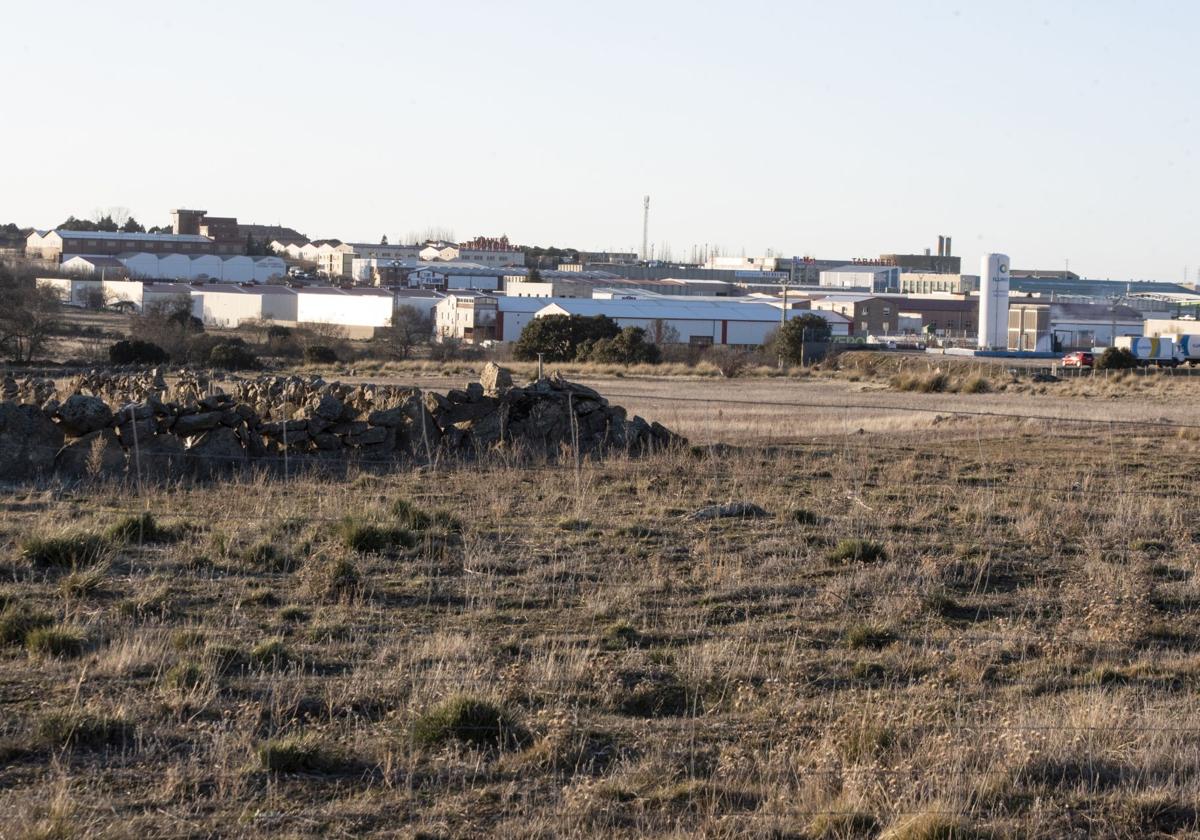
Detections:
25,624,88,657
828,539,888,564
577,326,661,365
108,339,168,365
207,341,260,370
513,314,620,362
304,345,338,364
1095,347,1139,370
412,696,527,750
250,638,292,669
0,605,54,645
105,512,172,544
338,519,416,553
165,661,205,690
257,736,344,774
36,713,135,750
20,532,110,568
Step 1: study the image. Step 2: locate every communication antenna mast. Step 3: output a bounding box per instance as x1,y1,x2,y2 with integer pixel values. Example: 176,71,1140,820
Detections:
641,196,650,262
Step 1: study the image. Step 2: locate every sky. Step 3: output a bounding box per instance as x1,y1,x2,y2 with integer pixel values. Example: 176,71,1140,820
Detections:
1,0,1197,281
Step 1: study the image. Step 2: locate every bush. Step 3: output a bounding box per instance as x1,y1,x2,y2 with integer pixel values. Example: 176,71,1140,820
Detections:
0,605,53,645
846,623,896,650
165,661,205,690
304,345,338,364
108,339,168,365
513,314,620,362
769,315,833,365
35,713,135,751
257,736,344,774
577,326,661,365
25,624,88,657
1095,347,1139,370
20,532,109,568
828,539,888,564
250,638,293,669
412,696,527,750
206,341,259,370
105,512,172,544
338,519,416,553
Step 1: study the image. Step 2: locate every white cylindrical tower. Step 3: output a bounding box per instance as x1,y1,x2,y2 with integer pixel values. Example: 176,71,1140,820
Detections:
977,253,1010,349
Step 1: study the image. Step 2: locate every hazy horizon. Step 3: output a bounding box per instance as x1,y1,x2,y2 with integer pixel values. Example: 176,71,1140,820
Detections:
2,0,1196,282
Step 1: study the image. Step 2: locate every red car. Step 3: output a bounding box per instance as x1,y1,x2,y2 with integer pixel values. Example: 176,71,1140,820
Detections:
1061,351,1094,368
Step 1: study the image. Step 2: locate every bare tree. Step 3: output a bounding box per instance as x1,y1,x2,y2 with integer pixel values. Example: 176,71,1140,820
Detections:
376,306,432,359
0,284,60,363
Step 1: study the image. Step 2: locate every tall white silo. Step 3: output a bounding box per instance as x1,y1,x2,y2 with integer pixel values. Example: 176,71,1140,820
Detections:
977,253,1010,350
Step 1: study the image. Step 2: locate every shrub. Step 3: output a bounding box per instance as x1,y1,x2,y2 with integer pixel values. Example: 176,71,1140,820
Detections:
165,661,205,691
390,499,463,534
1095,347,1139,370
170,629,207,651
513,314,620,362
304,345,338,364
338,519,416,553
105,512,172,544
769,315,833,365
20,532,109,568
828,539,888,564
846,623,896,649
250,638,292,669
412,696,527,750
961,375,991,394
791,509,821,526
577,326,661,365
304,556,360,600
35,713,135,751
617,677,692,718
206,341,260,370
600,621,642,651
25,624,88,657
205,643,247,674
0,605,54,645
59,566,107,598
240,541,292,572
257,736,344,774
108,339,168,365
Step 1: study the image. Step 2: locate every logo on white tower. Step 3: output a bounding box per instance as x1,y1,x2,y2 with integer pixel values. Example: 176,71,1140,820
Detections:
977,253,1010,350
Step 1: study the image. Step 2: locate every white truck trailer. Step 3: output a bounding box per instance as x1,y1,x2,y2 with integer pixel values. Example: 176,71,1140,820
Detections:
1116,336,1180,367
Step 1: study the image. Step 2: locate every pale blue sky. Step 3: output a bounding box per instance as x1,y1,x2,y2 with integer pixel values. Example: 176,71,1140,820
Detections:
2,0,1196,280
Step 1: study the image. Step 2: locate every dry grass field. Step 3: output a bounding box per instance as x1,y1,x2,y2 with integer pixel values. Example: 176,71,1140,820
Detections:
3,371,1200,838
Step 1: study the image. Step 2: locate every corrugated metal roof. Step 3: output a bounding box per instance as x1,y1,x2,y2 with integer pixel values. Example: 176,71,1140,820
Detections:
56,230,213,243
537,299,810,321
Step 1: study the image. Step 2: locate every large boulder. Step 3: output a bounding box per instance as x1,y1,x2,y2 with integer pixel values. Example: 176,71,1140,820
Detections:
480,362,514,396
54,394,113,437
186,426,246,476
172,410,226,436
0,403,64,481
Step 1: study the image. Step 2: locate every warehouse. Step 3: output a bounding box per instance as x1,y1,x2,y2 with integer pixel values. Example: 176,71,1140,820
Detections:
1007,302,1143,351
60,256,128,280
533,298,849,346
819,266,900,293
193,285,299,327
434,294,560,343
295,288,395,336
26,229,227,261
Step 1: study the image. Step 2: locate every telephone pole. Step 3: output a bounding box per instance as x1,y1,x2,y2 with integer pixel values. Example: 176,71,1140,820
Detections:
641,196,650,262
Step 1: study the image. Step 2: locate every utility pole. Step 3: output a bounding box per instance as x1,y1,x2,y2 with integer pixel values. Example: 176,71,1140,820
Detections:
778,277,790,368
641,196,650,263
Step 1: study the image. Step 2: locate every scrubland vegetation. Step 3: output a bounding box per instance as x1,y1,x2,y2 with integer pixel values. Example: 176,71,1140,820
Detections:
2,393,1200,837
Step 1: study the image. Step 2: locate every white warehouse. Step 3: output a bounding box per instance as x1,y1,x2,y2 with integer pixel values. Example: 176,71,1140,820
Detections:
192,286,300,327
819,265,900,293
533,299,849,346
295,288,396,332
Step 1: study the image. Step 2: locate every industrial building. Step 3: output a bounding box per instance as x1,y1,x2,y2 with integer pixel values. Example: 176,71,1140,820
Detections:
435,294,555,344
900,273,979,295
878,235,961,274
38,277,195,311
192,285,300,327
818,266,901,294
26,229,224,261
532,298,849,347
60,251,285,283
1007,302,1143,352
295,288,395,332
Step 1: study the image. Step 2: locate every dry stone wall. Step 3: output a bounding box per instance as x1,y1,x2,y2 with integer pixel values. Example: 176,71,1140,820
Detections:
0,364,682,482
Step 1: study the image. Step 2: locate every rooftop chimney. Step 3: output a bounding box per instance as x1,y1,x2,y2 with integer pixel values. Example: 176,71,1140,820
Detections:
937,235,945,257
944,236,952,257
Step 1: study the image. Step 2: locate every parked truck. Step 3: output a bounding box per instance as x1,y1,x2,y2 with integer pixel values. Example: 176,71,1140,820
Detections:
1115,336,1181,367
1175,334,1200,366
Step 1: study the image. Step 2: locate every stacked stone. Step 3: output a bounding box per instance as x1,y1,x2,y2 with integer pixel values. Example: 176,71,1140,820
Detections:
0,363,683,483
